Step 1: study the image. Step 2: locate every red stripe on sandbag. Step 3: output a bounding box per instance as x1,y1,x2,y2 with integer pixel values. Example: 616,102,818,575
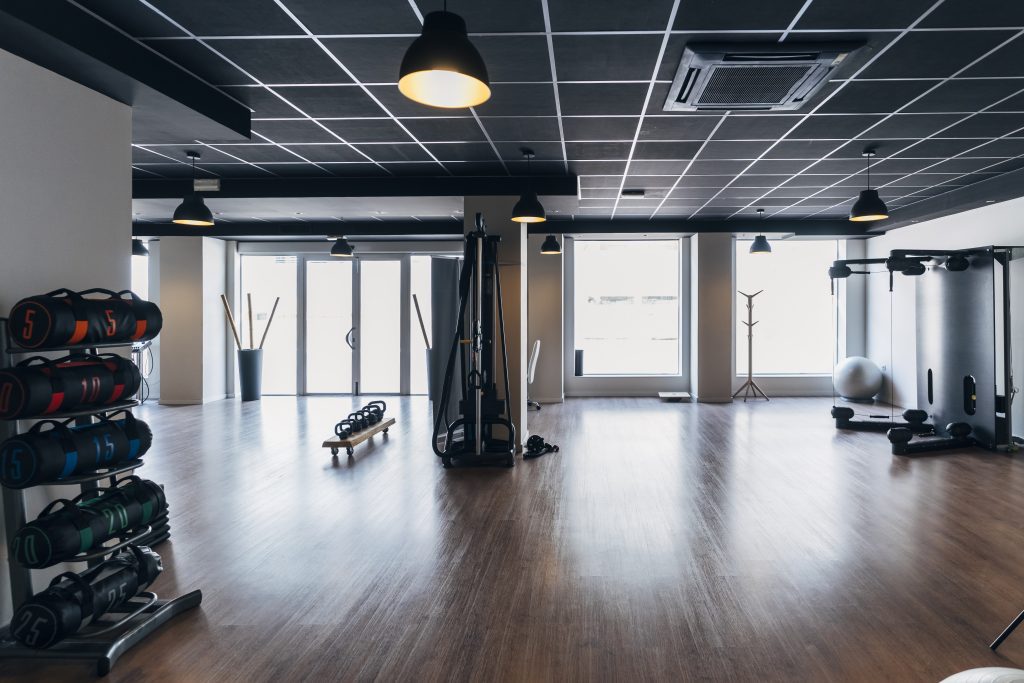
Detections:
110,385,125,402
45,392,65,414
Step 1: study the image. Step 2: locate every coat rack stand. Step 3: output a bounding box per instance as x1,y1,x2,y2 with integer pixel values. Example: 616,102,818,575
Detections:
733,290,769,402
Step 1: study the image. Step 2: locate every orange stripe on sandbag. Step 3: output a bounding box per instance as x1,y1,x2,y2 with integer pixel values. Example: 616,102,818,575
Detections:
68,320,88,344
132,320,147,340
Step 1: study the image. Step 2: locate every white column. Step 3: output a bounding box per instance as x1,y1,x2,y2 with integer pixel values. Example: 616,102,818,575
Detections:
690,233,735,402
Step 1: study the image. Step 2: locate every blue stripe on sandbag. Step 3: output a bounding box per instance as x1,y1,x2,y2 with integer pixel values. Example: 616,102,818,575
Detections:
60,451,78,479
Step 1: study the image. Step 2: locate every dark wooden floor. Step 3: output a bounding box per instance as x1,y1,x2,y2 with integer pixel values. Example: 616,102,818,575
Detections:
4,396,1024,682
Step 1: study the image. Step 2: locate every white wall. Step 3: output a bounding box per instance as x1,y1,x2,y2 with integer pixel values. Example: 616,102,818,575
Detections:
0,49,132,623
159,237,228,404
866,197,1024,407
527,235,563,403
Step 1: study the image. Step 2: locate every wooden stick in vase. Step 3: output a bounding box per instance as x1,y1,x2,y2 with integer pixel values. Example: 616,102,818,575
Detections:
412,293,430,351
220,294,242,350
258,296,280,350
247,292,254,349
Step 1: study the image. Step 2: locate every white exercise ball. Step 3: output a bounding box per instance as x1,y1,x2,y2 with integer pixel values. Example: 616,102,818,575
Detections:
940,668,1024,683
833,356,883,400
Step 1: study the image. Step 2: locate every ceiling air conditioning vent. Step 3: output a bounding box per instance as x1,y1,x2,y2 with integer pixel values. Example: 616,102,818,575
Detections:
664,42,862,112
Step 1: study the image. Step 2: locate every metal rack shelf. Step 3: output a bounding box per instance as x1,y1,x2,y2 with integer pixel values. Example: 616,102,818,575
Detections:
0,317,200,676
23,400,141,422
1,458,145,491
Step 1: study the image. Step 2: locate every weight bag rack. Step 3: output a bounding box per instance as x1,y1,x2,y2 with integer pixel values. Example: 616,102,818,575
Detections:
0,317,201,676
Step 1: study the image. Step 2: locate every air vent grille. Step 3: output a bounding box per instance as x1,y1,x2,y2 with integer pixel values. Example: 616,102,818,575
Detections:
696,64,814,106
664,42,862,112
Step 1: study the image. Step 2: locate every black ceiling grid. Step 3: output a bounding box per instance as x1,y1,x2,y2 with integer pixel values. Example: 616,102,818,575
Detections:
70,0,1024,222
809,117,1024,217
134,0,396,176
540,0,570,175
683,0,948,220
886,150,1024,213
609,0,684,217
269,0,456,175
757,27,1024,219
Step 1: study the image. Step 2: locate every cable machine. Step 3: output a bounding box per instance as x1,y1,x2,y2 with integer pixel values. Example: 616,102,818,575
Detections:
827,246,1021,455
432,213,516,468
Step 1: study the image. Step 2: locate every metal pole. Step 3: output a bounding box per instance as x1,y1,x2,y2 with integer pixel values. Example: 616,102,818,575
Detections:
0,320,32,606
474,232,484,457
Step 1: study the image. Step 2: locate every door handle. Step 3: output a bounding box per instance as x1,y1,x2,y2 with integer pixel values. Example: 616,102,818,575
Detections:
345,327,356,350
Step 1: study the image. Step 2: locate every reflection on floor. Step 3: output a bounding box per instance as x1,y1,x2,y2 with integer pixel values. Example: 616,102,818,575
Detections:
7,396,1024,681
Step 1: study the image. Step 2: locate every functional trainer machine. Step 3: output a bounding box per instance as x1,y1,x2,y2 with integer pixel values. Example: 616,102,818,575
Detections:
828,246,1022,456
432,213,516,468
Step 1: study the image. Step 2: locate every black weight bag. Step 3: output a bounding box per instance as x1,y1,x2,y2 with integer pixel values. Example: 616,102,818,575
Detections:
11,476,167,568
0,411,153,488
0,353,141,419
524,434,559,460
8,288,161,350
8,545,162,649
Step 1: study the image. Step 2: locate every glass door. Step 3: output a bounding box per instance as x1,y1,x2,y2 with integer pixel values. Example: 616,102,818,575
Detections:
305,259,354,393
238,250,432,396
356,259,403,394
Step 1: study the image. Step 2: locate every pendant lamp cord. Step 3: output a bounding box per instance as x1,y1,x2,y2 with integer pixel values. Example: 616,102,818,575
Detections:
866,153,871,190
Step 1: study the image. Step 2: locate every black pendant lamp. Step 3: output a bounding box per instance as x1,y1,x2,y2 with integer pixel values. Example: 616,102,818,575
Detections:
849,150,889,222
398,2,490,109
512,148,546,224
750,209,771,254
330,237,354,258
132,238,149,256
172,151,214,227
540,234,561,254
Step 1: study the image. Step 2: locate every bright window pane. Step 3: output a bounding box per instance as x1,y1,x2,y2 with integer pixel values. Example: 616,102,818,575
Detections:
131,254,149,301
359,260,401,393
409,255,432,394
306,260,353,393
735,240,836,375
573,240,680,376
241,255,297,394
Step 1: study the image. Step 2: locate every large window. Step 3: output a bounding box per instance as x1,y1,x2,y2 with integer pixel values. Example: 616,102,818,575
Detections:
735,240,836,376
573,239,681,376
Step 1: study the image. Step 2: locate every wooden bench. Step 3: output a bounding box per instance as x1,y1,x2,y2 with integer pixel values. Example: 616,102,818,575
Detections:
322,417,395,456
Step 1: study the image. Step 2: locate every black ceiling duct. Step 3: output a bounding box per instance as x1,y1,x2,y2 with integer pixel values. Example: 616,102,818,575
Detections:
664,42,863,112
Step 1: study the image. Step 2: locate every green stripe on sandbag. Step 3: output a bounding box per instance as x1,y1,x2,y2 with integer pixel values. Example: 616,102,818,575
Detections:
141,500,152,522
79,527,93,554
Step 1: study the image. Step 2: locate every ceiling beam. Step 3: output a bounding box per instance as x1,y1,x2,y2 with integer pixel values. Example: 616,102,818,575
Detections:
135,217,867,239
0,1,249,141
530,219,870,237
134,221,462,238
133,176,579,199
